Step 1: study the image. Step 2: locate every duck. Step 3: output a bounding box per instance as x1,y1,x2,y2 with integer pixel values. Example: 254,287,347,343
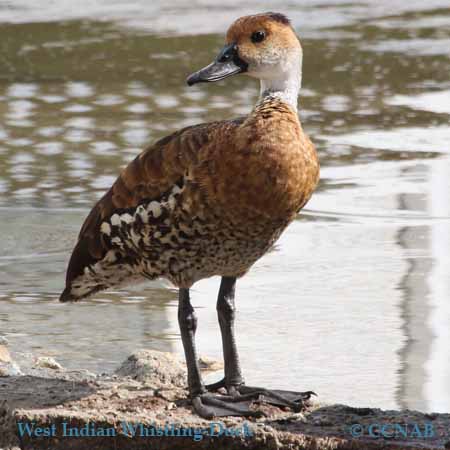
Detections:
60,12,320,419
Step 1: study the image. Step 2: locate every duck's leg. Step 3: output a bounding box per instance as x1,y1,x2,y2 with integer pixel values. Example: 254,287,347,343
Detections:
178,287,261,418
206,277,316,412
178,288,205,400
216,276,244,389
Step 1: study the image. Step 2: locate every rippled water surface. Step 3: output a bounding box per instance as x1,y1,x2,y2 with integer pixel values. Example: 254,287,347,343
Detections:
1,0,450,413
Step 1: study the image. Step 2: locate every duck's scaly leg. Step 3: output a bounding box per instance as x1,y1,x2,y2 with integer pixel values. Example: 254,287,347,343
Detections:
206,277,316,413
178,287,261,418
178,288,205,398
217,276,244,389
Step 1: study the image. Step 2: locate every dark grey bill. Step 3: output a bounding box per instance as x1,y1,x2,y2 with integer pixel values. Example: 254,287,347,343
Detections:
186,43,248,86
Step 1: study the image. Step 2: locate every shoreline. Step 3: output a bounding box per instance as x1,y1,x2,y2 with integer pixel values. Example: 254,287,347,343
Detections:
1,349,449,450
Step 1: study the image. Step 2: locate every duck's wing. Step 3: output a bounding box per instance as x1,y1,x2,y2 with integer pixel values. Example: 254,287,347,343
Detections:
60,119,241,301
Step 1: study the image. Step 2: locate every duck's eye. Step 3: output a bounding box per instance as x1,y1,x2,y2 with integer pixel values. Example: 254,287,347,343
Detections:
251,31,266,43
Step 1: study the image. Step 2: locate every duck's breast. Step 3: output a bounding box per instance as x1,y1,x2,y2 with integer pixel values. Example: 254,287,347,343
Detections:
195,102,319,224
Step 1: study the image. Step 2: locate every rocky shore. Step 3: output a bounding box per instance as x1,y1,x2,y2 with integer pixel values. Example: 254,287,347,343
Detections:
1,345,450,450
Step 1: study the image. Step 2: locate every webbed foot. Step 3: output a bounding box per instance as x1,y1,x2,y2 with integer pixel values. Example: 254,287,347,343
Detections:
206,378,316,413
192,392,266,419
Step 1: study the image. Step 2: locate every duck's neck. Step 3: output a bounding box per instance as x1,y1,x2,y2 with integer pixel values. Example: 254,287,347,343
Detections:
258,60,302,112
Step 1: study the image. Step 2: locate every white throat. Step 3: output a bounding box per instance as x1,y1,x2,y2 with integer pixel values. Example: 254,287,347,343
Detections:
258,52,302,111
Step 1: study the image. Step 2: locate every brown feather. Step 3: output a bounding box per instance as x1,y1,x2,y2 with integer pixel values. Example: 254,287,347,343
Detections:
61,120,241,300
61,99,318,302
61,99,319,301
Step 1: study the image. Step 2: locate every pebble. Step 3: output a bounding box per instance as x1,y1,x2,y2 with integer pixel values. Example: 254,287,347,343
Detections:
34,356,63,370
0,344,23,376
115,350,186,387
0,362,22,377
0,345,12,363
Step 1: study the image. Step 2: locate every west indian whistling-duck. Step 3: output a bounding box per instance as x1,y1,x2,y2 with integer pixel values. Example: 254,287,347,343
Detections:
60,12,320,418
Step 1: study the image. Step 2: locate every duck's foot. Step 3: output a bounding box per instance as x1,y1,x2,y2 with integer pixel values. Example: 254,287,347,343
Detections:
206,379,316,413
192,392,266,419
239,385,316,412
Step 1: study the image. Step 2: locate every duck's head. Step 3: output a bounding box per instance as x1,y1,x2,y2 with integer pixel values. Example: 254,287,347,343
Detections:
186,12,302,87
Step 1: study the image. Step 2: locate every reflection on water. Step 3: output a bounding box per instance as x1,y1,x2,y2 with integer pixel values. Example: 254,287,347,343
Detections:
0,1,449,412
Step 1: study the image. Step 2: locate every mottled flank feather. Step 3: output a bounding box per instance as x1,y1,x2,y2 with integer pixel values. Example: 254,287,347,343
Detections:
60,120,240,301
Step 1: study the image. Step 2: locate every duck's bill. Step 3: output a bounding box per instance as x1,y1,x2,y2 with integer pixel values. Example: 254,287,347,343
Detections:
186,60,243,86
186,43,248,86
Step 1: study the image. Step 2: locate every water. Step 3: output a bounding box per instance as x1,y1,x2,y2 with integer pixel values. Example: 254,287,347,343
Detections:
1,0,450,413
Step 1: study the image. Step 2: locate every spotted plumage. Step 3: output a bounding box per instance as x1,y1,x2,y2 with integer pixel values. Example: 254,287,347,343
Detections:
61,10,321,420
61,98,318,301
61,13,319,303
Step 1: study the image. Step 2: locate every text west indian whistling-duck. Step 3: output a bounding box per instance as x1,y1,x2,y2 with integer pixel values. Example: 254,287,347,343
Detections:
60,12,320,418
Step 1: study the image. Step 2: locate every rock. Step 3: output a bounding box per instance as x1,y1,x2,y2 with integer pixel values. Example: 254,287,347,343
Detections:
34,356,63,370
1,351,450,450
165,402,176,410
0,347,22,377
0,336,9,346
0,362,23,377
115,349,186,387
0,345,12,363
